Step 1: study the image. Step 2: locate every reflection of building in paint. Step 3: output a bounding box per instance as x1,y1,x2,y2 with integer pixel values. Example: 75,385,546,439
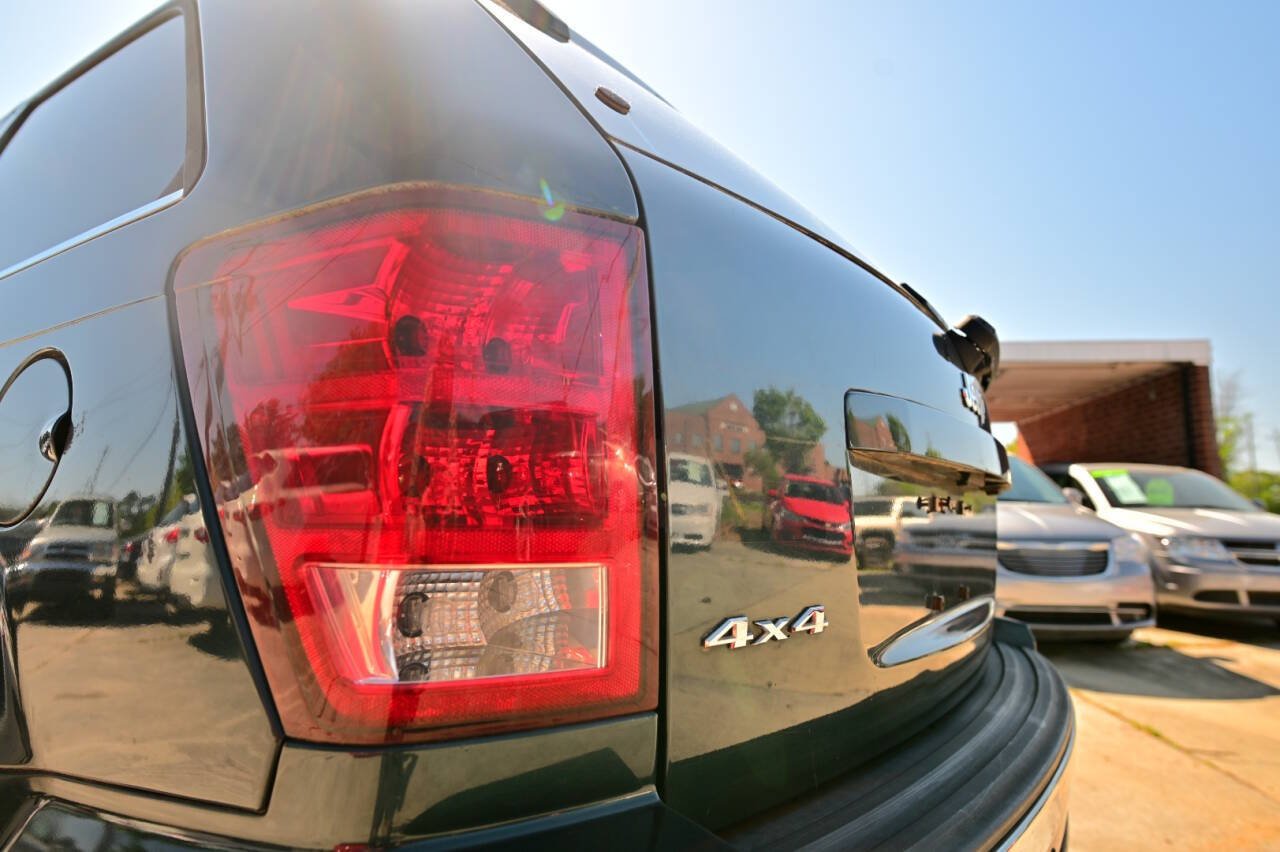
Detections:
666,394,839,491
667,395,766,490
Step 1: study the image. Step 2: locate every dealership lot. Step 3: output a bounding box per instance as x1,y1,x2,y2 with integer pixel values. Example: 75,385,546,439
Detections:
1041,618,1280,850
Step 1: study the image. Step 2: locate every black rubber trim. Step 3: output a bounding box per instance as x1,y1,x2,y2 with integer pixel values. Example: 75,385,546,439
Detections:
993,615,1038,650
723,642,1072,851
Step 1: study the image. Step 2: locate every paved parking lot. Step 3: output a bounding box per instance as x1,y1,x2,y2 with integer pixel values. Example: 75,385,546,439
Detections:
1040,617,1280,851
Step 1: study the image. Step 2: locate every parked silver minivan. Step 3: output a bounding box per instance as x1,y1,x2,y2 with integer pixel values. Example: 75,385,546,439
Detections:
1046,462,1280,622
998,457,1155,640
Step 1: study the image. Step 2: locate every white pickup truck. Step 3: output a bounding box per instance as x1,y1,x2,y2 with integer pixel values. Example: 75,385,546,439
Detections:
853,495,930,566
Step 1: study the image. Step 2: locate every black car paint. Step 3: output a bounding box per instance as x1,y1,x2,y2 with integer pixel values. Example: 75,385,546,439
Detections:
626,150,1002,827
0,0,1065,847
0,0,657,837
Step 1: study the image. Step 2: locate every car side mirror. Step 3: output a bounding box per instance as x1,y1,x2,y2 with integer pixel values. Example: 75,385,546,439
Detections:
1063,487,1088,508
1254,498,1267,510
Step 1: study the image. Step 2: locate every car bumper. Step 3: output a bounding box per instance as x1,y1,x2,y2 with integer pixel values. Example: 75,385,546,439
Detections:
725,635,1073,849
169,567,225,610
774,521,852,555
669,513,716,547
2,793,732,852
1155,561,1280,615
6,561,115,601
997,561,1155,638
1,639,1070,850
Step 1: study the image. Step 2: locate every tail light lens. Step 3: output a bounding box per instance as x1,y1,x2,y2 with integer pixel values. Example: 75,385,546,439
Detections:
174,185,657,744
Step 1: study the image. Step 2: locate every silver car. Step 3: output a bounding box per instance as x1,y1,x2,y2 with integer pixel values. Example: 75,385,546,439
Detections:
998,457,1155,640
1046,462,1280,622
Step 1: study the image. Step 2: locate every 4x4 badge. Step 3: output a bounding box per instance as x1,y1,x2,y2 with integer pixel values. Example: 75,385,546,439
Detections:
702,605,827,650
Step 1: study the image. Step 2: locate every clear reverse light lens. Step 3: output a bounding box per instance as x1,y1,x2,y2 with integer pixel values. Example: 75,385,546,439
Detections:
309,563,604,685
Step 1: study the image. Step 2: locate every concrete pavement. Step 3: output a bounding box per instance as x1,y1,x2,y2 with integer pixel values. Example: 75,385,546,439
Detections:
1041,617,1280,851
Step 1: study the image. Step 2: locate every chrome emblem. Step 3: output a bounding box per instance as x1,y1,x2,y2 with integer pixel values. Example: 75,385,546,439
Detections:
702,605,827,650
960,373,987,420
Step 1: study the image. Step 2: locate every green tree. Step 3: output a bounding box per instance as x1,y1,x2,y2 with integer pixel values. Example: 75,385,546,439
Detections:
752,387,826,474
744,447,780,492
1229,470,1280,513
886,414,911,453
1215,372,1245,475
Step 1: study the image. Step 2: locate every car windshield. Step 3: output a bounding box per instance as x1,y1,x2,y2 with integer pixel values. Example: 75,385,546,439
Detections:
855,499,894,516
51,499,114,528
1088,467,1258,511
670,458,713,487
785,480,845,504
1001,457,1069,504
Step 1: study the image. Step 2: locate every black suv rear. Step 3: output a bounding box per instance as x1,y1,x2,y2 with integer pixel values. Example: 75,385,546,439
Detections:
0,2,1070,848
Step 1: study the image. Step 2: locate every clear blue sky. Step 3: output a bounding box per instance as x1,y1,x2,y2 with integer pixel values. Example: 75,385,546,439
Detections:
4,1,1278,468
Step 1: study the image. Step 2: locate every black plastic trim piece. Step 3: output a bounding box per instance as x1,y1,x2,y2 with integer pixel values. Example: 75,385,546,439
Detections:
723,641,1072,851
993,615,1038,650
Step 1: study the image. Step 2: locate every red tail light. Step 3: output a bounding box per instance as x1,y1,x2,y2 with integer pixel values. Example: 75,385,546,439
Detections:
164,528,181,544
174,185,657,744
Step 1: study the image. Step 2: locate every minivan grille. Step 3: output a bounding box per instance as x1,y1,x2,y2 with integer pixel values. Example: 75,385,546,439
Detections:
1220,539,1280,567
908,530,995,551
999,544,1109,577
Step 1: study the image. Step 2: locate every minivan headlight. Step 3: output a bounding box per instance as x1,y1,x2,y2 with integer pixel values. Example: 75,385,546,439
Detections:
1163,536,1233,564
1111,533,1148,565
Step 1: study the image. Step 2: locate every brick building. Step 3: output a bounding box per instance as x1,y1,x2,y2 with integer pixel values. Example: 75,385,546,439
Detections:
665,394,841,491
986,340,1221,478
666,394,768,490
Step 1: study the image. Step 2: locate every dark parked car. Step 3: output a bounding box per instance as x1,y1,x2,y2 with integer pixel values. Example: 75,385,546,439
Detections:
0,1,1070,848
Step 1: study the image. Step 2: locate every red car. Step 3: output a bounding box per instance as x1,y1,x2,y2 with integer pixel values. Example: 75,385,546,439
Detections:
764,475,854,557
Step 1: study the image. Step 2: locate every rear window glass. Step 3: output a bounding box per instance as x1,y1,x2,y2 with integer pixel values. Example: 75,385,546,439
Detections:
51,500,114,528
670,457,712,486
0,17,187,272
855,499,893,516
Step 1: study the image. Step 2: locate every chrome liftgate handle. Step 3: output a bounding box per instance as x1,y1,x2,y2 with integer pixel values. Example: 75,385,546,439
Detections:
845,389,1010,667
